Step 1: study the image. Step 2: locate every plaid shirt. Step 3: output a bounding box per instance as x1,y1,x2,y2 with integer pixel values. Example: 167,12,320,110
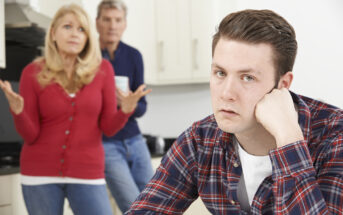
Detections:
126,92,343,214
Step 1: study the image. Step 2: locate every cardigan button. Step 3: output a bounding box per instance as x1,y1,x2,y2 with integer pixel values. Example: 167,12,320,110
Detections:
62,145,67,149
233,162,239,168
230,200,235,205
65,130,70,135
69,116,73,121
71,102,75,106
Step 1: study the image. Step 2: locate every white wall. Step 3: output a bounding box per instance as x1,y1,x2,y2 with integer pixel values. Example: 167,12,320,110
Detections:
34,0,343,137
234,0,343,108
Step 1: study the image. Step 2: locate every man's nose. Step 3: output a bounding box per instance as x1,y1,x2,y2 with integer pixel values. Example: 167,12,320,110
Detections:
221,77,238,101
110,20,117,29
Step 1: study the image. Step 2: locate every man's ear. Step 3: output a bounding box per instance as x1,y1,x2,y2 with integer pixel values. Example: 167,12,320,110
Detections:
278,71,293,89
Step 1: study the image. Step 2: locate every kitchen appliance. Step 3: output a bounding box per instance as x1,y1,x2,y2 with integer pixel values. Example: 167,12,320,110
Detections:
0,1,49,174
144,134,176,156
0,142,21,169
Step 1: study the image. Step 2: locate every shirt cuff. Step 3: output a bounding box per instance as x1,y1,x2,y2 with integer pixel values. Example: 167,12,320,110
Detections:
270,140,315,180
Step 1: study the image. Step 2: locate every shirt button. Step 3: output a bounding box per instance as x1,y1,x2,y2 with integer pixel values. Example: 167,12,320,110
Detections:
60,159,64,163
233,162,239,168
69,116,73,121
230,200,235,205
62,145,67,149
65,130,70,135
71,102,75,106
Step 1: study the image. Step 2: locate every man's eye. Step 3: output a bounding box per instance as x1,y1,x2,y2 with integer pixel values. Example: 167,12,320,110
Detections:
215,70,225,77
242,75,254,82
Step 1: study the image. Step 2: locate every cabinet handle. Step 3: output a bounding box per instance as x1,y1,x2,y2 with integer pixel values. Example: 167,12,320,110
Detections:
158,41,165,72
192,39,199,70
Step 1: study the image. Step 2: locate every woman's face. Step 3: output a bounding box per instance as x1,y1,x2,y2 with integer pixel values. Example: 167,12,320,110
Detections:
52,13,88,57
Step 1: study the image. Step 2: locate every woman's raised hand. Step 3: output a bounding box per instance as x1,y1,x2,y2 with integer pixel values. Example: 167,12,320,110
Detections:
0,80,24,115
117,84,152,114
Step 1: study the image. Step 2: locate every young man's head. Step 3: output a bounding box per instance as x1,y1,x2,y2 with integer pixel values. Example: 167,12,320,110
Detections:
96,0,127,46
210,9,297,135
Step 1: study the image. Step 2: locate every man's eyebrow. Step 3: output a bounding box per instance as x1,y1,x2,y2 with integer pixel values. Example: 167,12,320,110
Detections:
237,69,262,75
211,63,225,70
211,63,262,75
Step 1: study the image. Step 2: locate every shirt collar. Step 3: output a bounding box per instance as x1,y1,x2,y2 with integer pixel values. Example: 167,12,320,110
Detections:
290,91,312,142
101,41,123,60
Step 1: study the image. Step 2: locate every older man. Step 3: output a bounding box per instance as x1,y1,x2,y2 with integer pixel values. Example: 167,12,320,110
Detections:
96,0,153,213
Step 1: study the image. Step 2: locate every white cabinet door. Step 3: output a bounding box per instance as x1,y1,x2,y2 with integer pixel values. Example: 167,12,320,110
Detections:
0,206,12,215
154,0,215,84
0,0,6,68
0,175,12,206
123,0,157,84
155,0,192,84
190,0,214,82
11,174,28,215
124,0,223,85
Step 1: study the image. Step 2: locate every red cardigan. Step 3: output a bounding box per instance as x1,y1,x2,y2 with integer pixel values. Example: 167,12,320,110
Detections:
13,59,130,179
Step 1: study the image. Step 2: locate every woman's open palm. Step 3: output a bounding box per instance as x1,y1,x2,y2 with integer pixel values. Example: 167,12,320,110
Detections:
0,80,24,115
118,84,152,114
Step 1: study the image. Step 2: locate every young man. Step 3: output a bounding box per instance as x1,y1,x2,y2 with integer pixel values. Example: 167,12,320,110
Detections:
125,9,343,214
96,0,154,213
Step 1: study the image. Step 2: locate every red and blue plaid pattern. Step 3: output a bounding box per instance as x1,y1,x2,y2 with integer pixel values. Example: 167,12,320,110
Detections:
126,92,343,214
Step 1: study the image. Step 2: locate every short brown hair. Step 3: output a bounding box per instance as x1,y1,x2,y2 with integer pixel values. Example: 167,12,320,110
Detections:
97,0,127,19
212,9,297,80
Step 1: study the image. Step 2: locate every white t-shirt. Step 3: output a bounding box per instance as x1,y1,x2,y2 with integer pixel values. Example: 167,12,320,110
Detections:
236,141,273,211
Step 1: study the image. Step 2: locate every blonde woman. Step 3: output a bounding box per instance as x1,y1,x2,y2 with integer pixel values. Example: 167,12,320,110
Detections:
0,4,150,215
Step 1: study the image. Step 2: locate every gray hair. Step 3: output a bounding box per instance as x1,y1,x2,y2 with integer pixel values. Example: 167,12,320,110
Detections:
97,0,127,18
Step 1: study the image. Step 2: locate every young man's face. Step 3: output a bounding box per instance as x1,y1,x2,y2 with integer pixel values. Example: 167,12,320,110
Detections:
210,38,277,136
96,8,127,45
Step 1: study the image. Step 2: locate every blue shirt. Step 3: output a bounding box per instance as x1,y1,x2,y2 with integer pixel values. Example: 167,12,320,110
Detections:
102,41,147,140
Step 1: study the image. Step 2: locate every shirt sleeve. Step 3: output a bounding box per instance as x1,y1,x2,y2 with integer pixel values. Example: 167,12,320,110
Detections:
130,50,147,118
269,130,343,214
12,63,41,144
125,132,199,214
99,59,132,136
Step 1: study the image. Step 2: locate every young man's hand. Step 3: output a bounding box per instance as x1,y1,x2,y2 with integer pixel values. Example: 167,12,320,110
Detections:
255,88,304,147
0,80,24,115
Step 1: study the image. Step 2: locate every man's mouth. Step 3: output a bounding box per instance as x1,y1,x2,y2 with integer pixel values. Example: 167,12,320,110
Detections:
220,108,239,117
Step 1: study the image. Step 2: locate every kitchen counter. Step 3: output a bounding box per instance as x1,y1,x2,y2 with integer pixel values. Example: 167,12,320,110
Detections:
0,166,20,176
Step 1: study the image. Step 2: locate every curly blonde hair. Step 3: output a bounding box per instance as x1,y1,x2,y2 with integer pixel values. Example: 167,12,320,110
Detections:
37,4,101,93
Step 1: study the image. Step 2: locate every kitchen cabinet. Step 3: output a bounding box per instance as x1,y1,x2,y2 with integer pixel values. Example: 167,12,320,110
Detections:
0,173,26,215
0,0,5,68
154,0,213,84
0,175,12,213
124,0,216,85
